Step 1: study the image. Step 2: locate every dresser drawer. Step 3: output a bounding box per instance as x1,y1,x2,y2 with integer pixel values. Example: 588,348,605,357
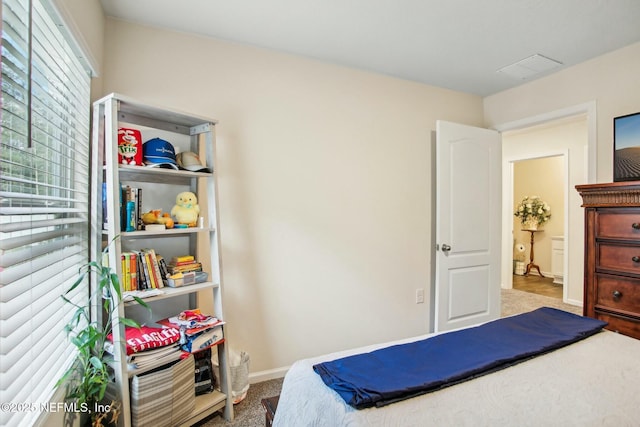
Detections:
596,211,640,239
593,311,640,339
595,274,640,315
597,243,640,275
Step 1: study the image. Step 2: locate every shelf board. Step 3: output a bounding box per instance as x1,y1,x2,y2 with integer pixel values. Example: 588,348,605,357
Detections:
102,226,216,238
103,92,218,129
117,164,213,184
121,226,214,238
123,281,220,306
177,391,228,427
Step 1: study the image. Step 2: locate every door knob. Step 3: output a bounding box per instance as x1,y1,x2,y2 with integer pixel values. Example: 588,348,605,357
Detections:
441,244,452,252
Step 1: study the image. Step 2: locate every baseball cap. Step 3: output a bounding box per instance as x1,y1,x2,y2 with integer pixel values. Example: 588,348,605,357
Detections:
176,151,211,173
142,138,179,170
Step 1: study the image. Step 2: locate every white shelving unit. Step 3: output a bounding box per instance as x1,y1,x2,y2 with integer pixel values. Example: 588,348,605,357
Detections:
91,93,233,426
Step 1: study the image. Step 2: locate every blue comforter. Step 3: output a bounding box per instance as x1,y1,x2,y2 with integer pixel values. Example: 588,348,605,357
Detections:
313,307,606,409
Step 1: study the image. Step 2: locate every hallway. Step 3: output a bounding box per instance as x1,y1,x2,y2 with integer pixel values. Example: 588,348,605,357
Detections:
512,274,562,299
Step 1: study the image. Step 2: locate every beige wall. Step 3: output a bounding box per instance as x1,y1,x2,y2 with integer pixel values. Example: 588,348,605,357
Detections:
99,19,484,374
54,0,105,97
513,157,564,274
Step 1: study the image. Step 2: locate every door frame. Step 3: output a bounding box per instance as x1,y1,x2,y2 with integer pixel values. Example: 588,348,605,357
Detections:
493,101,596,305
505,151,569,302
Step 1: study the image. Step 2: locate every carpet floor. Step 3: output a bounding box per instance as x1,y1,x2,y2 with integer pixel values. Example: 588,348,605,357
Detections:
197,288,582,426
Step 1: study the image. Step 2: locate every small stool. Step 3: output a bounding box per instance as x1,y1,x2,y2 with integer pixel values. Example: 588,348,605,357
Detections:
261,395,280,427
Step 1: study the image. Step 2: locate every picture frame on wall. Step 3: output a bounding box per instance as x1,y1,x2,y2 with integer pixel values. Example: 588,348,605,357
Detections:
614,112,640,182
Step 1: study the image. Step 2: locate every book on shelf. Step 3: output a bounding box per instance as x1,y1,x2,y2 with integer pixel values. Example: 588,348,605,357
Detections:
135,187,143,230
128,345,186,371
143,251,158,288
171,255,195,264
168,264,202,275
120,185,143,232
143,248,164,289
102,182,108,230
121,252,130,291
156,255,170,287
121,252,138,291
119,248,171,291
105,342,186,372
182,326,224,354
135,250,149,290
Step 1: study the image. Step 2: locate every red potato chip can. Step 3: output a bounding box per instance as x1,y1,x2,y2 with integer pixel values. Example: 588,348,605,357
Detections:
118,127,143,166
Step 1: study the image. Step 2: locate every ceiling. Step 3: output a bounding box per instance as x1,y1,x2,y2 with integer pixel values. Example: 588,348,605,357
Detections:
100,0,640,96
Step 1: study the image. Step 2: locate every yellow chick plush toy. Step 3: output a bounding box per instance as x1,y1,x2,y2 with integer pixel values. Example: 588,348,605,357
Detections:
171,191,200,227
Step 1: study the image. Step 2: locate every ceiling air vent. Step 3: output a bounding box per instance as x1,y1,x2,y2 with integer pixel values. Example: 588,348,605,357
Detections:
497,54,563,80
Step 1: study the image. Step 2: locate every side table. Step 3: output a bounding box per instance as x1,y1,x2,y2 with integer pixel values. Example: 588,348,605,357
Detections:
522,229,544,277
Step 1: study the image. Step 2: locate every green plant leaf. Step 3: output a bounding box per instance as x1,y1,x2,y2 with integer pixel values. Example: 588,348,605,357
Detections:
58,235,155,415
119,317,141,328
132,295,150,310
89,356,103,370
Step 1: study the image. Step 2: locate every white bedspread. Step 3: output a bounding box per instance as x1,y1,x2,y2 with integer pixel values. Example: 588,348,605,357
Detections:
273,330,640,427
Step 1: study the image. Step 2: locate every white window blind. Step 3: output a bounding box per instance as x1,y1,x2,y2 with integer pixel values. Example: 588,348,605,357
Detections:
1,0,91,425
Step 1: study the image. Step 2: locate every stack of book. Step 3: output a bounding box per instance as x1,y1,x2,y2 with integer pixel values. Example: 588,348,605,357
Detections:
168,255,202,275
125,344,184,372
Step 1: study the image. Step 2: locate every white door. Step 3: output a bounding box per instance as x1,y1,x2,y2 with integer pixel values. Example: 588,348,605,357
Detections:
434,121,502,332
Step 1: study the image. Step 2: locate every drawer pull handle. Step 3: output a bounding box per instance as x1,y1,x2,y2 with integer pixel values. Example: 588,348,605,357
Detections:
633,256,640,263
612,290,622,299
633,223,640,230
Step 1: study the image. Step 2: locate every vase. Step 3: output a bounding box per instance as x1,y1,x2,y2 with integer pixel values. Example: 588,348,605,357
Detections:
523,218,539,230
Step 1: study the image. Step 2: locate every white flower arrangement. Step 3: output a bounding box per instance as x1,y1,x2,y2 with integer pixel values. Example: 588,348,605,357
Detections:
514,195,551,226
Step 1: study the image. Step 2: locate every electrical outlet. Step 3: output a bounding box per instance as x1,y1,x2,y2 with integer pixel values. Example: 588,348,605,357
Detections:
415,288,424,304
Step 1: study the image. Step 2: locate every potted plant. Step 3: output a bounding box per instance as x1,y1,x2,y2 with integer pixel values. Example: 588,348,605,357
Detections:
514,195,551,230
57,244,148,426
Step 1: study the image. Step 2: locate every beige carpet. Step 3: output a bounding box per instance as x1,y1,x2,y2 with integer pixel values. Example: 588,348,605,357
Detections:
500,287,582,318
195,377,283,427
198,288,582,426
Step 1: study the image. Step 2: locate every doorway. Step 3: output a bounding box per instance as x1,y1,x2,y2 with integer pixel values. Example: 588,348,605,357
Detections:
511,155,565,299
498,105,592,307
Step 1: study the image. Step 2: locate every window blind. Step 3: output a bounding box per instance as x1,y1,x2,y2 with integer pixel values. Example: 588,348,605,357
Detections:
1,0,91,425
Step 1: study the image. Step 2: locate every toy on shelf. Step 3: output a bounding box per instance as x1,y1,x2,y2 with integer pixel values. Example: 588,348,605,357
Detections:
171,191,200,227
141,209,175,229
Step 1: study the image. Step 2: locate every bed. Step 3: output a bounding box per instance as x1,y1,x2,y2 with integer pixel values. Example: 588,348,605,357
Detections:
273,308,640,426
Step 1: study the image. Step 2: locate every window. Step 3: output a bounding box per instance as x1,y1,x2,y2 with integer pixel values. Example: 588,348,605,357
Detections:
1,0,92,425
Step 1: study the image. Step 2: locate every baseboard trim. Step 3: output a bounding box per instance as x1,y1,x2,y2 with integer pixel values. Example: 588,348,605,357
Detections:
564,297,583,307
249,366,289,384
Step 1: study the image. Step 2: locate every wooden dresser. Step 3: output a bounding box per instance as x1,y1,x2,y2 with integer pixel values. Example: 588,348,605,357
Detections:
576,181,640,339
